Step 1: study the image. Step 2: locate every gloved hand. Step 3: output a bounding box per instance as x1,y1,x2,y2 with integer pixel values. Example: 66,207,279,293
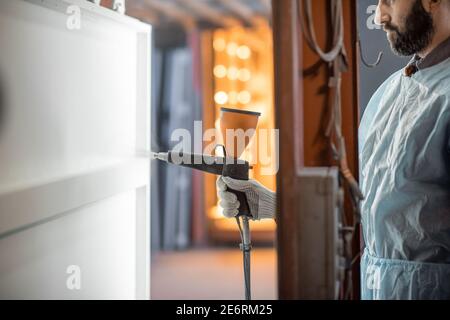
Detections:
216,176,276,220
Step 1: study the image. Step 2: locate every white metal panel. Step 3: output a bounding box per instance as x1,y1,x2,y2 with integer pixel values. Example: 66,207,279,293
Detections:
0,0,151,299
0,158,149,237
0,0,142,191
0,190,137,300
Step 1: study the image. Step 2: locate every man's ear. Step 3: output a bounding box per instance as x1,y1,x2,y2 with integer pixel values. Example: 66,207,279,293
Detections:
428,0,442,12
424,0,441,12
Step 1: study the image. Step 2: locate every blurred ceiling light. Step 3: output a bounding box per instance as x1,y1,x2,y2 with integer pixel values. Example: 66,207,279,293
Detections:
238,91,252,104
214,91,228,105
237,45,251,60
214,65,227,78
228,91,238,105
238,68,252,82
226,42,238,56
227,66,239,80
213,38,226,52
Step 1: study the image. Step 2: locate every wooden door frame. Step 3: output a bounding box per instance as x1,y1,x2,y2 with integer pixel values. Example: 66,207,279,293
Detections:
273,0,361,299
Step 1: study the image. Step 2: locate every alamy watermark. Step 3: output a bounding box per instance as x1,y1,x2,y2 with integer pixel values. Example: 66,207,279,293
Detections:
66,0,125,29
66,5,81,30
66,265,81,291
166,121,279,176
366,4,382,30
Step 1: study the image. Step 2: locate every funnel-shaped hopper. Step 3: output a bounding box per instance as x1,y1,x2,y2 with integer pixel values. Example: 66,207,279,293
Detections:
220,107,261,159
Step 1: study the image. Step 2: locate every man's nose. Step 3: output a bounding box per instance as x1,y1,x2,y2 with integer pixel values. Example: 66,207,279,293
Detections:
374,2,389,26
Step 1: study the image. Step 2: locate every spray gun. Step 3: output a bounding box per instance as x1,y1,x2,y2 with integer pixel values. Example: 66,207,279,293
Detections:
151,107,261,300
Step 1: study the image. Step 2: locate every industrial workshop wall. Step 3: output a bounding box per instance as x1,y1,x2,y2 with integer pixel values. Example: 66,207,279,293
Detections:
273,0,360,299
0,0,151,299
203,25,277,244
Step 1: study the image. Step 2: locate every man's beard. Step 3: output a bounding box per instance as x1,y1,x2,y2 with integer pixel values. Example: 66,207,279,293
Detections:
384,0,435,56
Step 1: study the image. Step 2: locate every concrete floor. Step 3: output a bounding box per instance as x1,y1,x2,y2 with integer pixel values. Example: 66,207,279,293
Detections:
151,248,277,300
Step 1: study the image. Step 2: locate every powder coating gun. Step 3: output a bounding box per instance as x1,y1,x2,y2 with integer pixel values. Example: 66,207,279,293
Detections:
151,108,261,300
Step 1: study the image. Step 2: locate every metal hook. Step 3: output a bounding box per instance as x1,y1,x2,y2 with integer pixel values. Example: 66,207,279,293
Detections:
357,33,383,68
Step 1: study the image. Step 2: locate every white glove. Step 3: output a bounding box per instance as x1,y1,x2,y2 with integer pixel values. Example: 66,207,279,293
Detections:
216,176,276,220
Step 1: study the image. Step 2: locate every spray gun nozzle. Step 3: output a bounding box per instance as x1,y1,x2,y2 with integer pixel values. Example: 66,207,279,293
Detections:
154,152,169,162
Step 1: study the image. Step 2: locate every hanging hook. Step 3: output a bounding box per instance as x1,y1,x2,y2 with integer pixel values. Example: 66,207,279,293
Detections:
357,33,383,68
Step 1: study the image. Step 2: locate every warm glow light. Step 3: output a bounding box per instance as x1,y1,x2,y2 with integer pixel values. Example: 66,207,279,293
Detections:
227,66,239,80
214,91,228,105
237,45,251,60
228,91,238,105
214,65,227,78
213,38,226,52
226,42,238,56
238,91,252,104
238,68,252,82
210,27,276,241
209,206,276,232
